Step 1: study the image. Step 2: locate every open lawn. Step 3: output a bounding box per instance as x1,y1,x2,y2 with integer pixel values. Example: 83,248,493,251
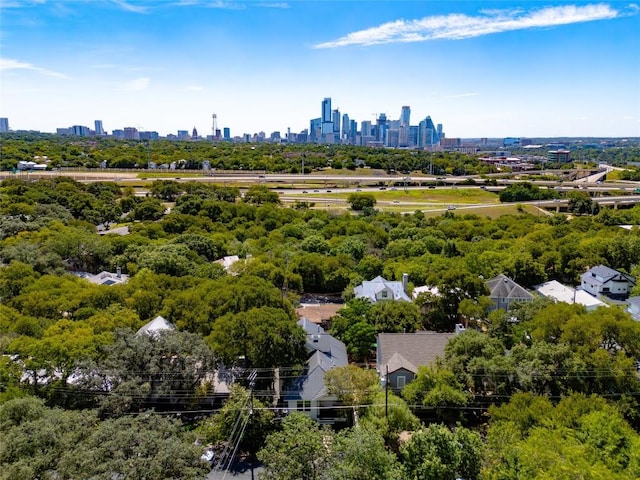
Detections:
291,188,500,205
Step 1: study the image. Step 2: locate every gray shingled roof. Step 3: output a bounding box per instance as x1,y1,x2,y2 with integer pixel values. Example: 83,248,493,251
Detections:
285,320,348,401
582,265,635,286
377,332,455,374
486,274,534,301
385,352,418,375
354,275,411,302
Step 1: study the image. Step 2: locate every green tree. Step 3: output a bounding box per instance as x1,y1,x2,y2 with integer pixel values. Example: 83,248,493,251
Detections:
325,365,380,425
206,306,306,371
347,193,377,211
400,424,483,480
196,385,274,467
326,425,401,480
77,329,216,414
258,412,332,480
243,185,281,205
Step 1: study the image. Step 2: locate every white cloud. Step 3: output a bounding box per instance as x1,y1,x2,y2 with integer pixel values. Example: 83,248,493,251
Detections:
0,57,68,78
110,0,149,13
255,2,289,8
314,4,624,48
121,77,150,91
447,92,479,99
185,85,204,91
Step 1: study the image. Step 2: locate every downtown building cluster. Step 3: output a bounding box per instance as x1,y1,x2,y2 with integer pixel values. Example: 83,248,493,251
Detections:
0,97,446,150
300,97,443,149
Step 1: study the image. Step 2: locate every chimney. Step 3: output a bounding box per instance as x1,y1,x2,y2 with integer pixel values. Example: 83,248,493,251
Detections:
116,266,121,278
402,273,409,294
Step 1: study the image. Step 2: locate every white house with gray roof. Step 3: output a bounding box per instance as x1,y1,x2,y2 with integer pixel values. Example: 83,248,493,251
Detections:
283,319,348,423
581,265,635,300
354,275,411,303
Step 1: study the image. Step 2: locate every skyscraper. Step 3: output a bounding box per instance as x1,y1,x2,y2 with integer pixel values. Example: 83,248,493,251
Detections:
341,113,350,140
399,106,411,147
400,106,411,127
417,116,440,148
0,118,9,133
94,120,104,135
321,98,334,136
321,98,332,123
332,109,341,134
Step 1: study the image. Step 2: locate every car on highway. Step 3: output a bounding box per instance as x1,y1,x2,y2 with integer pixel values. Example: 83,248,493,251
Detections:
393,200,399,204
313,189,319,192
303,190,308,193
447,205,456,210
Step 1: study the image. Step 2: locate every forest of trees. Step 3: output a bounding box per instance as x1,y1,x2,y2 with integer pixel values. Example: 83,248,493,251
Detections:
3,167,640,478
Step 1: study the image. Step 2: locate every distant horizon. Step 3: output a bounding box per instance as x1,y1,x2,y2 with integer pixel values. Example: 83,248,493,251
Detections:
2,128,638,143
1,1,639,138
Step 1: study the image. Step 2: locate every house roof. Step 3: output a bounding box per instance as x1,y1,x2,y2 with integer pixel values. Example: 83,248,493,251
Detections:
354,275,411,302
285,320,348,402
412,285,440,299
136,315,175,336
581,265,635,286
298,319,348,366
214,255,240,271
486,274,534,301
628,296,640,308
536,280,607,309
377,332,455,373
295,303,343,324
385,352,418,375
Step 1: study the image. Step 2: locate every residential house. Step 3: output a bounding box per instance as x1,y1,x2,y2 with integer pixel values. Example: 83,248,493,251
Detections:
627,296,640,321
283,319,348,423
376,331,456,392
136,315,175,336
73,267,129,286
295,302,343,329
486,274,534,311
581,265,635,300
535,280,607,311
354,274,411,303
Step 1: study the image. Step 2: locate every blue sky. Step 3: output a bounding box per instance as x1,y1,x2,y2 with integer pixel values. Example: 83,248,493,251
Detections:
1,0,639,138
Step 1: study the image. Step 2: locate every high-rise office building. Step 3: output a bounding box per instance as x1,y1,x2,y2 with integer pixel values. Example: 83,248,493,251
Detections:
332,109,341,134
310,118,321,142
400,106,410,127
192,127,198,139
71,125,91,136
349,119,357,143
417,116,440,148
322,98,332,122
94,120,104,135
360,120,372,137
321,98,333,136
341,113,349,135
0,118,9,133
399,106,411,147
375,113,387,143
124,127,140,140
223,127,231,140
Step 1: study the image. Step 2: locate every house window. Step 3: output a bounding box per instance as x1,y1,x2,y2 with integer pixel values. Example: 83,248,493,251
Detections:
381,291,388,299
297,401,311,412
396,375,406,389
603,287,610,292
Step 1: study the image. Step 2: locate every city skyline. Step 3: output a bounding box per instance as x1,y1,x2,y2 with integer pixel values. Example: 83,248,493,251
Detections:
1,1,639,138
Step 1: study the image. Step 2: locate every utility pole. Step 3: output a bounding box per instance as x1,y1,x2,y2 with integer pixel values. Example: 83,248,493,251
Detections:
248,369,257,480
385,363,389,419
